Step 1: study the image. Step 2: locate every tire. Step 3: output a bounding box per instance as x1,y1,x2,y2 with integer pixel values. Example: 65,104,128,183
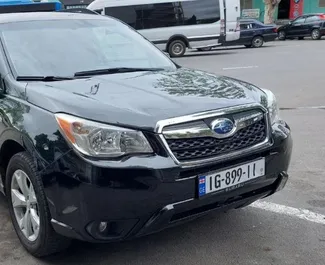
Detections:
6,152,71,257
298,37,304,40
251,36,264,48
168,39,186,58
245,44,252,48
278,30,286,40
197,47,212,52
311,29,321,40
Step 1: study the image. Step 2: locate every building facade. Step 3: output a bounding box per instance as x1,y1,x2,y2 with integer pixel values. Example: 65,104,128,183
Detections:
241,0,325,22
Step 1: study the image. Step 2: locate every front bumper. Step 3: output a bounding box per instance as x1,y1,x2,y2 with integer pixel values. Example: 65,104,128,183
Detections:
44,121,292,242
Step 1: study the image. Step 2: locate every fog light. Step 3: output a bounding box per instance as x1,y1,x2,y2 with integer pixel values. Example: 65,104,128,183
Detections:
98,222,107,233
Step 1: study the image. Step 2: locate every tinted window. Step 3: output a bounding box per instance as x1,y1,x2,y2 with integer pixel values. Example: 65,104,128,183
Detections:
142,3,179,29
305,15,320,23
1,19,176,77
180,0,220,25
104,0,220,29
105,6,143,30
240,23,253,30
292,17,305,24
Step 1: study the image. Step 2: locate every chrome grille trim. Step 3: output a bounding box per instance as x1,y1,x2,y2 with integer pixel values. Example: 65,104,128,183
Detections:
163,109,264,140
155,103,272,168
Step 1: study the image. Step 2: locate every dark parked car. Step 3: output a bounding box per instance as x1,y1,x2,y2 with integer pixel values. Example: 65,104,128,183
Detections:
197,19,277,51
230,19,277,48
0,12,292,257
277,13,325,40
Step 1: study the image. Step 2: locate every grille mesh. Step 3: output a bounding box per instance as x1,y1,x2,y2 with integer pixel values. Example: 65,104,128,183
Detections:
166,119,266,161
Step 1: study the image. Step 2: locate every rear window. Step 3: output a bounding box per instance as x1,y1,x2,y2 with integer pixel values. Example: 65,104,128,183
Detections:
305,15,320,23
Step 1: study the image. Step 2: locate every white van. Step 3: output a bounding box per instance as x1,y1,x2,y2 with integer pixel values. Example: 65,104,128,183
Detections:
87,0,240,57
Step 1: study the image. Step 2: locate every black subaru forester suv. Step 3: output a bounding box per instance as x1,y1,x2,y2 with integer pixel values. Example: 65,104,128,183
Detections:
0,12,292,257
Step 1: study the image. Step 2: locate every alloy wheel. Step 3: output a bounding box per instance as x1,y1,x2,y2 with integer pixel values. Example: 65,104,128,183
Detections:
312,30,320,40
252,37,263,48
11,169,40,242
172,43,184,56
278,31,286,40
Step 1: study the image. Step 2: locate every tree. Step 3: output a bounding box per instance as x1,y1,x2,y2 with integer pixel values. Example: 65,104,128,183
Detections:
264,0,281,24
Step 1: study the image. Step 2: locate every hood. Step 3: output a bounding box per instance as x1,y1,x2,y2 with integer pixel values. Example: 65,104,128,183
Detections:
26,68,265,131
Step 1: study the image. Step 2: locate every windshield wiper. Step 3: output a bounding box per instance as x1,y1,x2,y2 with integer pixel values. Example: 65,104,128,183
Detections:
74,67,164,77
16,76,75,82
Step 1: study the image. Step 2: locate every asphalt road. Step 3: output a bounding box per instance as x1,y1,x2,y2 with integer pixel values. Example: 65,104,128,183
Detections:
1,40,325,265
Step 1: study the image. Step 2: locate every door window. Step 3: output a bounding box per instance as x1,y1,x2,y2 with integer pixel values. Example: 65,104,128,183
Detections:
142,3,179,29
180,0,220,25
292,17,305,24
104,6,143,30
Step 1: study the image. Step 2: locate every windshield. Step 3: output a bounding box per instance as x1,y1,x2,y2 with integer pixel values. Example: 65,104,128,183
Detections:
0,18,177,77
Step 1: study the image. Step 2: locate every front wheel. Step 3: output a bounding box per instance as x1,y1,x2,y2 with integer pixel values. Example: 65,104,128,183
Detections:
168,39,186,58
6,152,71,257
278,31,286,40
251,36,264,48
311,29,321,40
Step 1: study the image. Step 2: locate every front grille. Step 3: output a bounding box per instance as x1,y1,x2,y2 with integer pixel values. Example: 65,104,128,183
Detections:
166,119,266,162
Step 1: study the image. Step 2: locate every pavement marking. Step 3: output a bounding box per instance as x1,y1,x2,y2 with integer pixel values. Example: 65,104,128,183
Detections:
281,105,325,110
222,66,259,70
278,44,302,48
297,105,325,109
250,201,325,225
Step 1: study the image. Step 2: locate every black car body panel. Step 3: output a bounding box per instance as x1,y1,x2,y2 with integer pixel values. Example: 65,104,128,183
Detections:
26,68,265,131
277,13,325,38
225,19,277,46
46,124,291,242
0,67,293,243
0,13,292,248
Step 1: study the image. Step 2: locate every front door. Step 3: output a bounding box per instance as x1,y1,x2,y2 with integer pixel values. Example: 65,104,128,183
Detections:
287,16,306,37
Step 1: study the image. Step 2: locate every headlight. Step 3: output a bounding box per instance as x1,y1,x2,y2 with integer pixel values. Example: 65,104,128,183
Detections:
260,88,280,124
55,113,153,158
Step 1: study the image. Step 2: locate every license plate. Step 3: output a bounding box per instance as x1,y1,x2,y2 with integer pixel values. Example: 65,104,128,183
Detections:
198,158,265,197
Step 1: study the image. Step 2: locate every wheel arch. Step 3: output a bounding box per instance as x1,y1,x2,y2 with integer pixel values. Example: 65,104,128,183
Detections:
0,128,52,195
0,130,25,195
253,34,264,40
166,34,190,51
